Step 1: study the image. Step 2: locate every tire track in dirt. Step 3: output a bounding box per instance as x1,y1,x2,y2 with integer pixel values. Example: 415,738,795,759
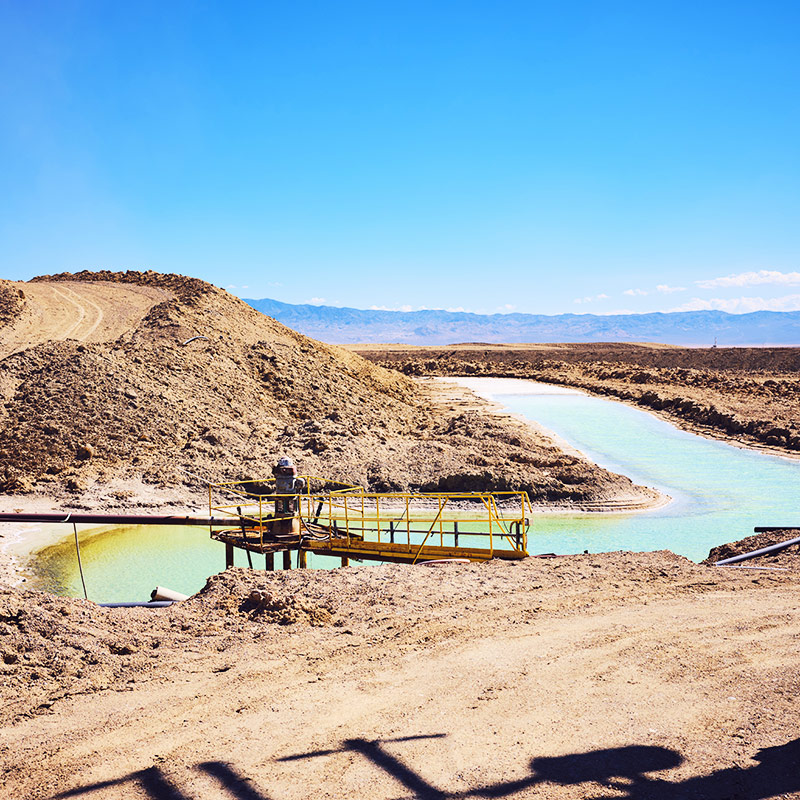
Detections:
51,286,88,339
0,281,169,358
53,285,105,340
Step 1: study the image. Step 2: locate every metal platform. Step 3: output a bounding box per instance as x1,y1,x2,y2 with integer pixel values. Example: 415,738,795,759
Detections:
208,475,530,569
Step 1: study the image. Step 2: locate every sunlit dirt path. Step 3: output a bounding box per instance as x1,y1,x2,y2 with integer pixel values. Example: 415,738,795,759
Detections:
0,281,170,358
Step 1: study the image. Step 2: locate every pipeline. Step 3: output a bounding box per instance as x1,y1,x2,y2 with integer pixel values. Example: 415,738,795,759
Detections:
151,586,189,602
715,532,800,566
0,512,232,526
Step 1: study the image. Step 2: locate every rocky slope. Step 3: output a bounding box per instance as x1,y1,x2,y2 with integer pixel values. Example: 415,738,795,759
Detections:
0,272,653,507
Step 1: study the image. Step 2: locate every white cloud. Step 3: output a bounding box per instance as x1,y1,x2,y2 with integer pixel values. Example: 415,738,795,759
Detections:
573,293,609,304
696,270,800,289
368,304,415,312
623,288,648,296
671,294,800,313
307,297,326,305
656,284,686,293
499,303,516,312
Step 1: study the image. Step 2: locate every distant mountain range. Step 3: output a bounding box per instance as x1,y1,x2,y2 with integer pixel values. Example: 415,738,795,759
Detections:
244,297,800,347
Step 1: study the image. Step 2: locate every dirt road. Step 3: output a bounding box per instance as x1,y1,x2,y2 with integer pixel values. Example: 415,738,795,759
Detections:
2,555,799,799
0,281,170,359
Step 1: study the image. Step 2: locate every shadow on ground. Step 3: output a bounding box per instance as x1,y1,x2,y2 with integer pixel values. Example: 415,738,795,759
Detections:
54,735,800,799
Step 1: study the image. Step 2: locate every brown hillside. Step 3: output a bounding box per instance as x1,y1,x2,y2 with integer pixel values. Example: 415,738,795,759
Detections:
0,272,654,506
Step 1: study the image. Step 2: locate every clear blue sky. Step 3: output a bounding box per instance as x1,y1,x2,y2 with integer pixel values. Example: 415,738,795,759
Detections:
1,1,799,315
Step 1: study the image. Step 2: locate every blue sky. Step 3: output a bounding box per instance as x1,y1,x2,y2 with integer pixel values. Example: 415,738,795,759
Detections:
1,1,798,315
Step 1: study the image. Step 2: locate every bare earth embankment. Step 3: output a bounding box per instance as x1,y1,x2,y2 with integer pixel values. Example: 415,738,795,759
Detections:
356,342,800,458
0,274,654,514
2,552,800,799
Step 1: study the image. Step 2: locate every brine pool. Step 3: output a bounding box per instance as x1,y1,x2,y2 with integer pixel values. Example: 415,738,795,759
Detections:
24,378,800,602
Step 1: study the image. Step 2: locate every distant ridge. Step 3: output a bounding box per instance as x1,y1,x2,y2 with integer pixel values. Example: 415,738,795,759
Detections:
245,298,800,347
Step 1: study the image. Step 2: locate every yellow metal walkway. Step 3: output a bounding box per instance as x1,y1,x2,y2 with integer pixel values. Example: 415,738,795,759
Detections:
208,476,529,568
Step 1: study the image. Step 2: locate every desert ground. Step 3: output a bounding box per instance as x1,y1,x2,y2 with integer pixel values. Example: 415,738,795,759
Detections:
0,274,654,508
2,545,799,800
1,273,799,798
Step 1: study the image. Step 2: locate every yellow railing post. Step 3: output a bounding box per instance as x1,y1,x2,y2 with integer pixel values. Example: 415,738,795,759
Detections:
405,495,410,549
258,495,263,548
411,497,449,564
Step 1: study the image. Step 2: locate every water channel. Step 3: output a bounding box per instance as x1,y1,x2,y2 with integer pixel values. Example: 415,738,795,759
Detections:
26,378,799,602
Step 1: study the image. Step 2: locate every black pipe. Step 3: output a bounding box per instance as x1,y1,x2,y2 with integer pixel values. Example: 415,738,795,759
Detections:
0,513,233,526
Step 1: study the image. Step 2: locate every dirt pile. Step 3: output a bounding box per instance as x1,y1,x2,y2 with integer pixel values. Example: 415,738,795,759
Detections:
0,588,161,722
0,281,25,325
197,569,338,626
359,343,800,455
0,569,343,724
0,271,655,507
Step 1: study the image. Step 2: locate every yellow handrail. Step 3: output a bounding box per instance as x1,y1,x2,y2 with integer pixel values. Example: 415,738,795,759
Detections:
208,479,530,559
411,497,450,564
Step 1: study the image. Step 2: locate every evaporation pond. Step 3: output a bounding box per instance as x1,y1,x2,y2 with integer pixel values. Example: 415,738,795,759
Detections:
29,377,800,600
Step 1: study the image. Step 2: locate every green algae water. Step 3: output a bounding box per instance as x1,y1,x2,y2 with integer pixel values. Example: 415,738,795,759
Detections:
29,378,800,601
29,524,347,603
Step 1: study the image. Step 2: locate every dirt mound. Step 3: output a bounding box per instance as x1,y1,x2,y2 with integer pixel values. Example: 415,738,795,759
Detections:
195,569,338,626
0,587,164,722
704,529,800,568
0,271,655,507
0,568,344,724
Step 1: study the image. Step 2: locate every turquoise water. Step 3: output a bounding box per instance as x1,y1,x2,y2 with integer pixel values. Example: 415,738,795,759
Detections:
466,378,799,562
30,378,800,600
